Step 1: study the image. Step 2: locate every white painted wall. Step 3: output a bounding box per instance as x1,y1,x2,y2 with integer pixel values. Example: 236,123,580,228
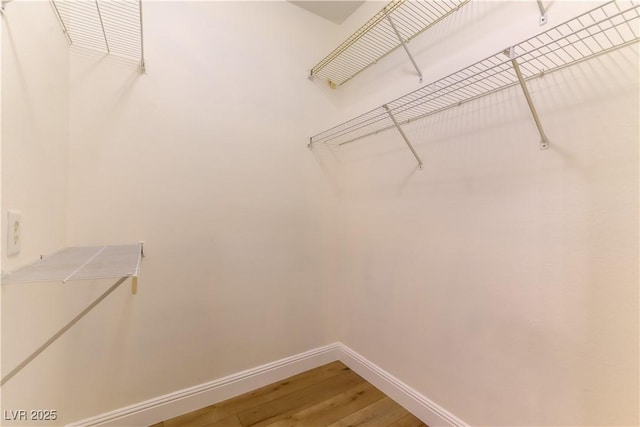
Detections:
0,0,69,271
59,1,344,424
323,1,639,425
1,0,71,423
1,1,638,426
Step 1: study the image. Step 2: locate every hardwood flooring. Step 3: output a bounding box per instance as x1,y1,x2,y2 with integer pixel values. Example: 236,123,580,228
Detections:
150,361,427,427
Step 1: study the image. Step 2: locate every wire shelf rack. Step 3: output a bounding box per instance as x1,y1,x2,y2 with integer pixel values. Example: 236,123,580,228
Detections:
310,0,470,87
50,0,145,71
1,244,143,386
1,244,143,284
310,0,640,147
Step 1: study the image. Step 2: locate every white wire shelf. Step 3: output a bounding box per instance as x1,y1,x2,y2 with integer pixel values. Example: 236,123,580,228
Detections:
310,0,640,147
1,244,143,284
310,0,470,87
50,0,145,71
1,244,143,386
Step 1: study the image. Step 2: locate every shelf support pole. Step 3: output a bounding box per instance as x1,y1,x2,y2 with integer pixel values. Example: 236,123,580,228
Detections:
0,276,131,386
385,12,423,83
95,0,110,53
139,0,146,73
49,0,73,44
537,0,548,25
0,0,14,15
383,105,423,169
505,47,550,150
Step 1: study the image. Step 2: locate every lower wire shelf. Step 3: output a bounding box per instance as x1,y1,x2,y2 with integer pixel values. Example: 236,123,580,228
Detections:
1,244,143,284
1,243,144,386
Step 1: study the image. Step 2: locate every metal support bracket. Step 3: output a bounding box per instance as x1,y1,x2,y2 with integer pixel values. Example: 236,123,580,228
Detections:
0,0,14,16
385,12,423,83
383,105,423,169
49,0,73,45
139,0,146,73
504,47,549,150
0,276,131,386
95,0,110,53
537,0,548,26
132,241,145,294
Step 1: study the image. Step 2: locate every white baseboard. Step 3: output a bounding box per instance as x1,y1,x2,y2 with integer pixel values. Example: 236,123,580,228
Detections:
336,344,468,427
67,343,341,427
68,342,466,427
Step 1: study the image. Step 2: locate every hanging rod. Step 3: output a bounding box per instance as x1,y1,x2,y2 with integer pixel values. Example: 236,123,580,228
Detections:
309,0,640,149
50,0,145,72
310,0,470,88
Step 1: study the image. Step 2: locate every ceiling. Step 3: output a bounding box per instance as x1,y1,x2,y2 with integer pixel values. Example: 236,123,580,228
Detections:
289,1,365,24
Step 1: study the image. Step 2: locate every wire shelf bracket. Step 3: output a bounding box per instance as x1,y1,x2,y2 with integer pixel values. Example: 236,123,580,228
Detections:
0,0,14,16
504,46,550,150
309,0,640,161
310,0,470,88
385,11,423,83
537,0,548,26
1,244,144,386
384,104,424,168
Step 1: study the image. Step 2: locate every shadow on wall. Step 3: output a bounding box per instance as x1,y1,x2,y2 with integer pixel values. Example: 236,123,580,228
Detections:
70,48,143,142
2,16,37,135
307,44,640,199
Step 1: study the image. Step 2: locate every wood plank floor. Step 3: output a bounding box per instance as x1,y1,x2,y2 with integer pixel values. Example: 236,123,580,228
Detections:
150,361,427,427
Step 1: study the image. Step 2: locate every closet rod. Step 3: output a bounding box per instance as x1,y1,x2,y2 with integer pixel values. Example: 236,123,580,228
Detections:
1,276,130,386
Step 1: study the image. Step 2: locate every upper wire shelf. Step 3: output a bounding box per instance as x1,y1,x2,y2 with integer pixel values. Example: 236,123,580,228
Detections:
50,0,145,71
310,0,470,87
1,244,143,284
310,0,640,147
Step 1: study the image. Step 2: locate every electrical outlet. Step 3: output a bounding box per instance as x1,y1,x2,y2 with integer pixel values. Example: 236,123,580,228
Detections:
7,210,21,256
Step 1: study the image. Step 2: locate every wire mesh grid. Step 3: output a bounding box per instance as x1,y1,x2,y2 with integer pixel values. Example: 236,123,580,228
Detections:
51,0,144,66
1,245,142,284
310,0,640,146
310,0,470,87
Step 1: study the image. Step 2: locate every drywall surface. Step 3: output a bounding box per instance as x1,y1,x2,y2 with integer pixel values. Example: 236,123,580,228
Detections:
0,1,69,272
1,0,70,422
59,2,344,424
323,1,640,425
2,1,638,426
